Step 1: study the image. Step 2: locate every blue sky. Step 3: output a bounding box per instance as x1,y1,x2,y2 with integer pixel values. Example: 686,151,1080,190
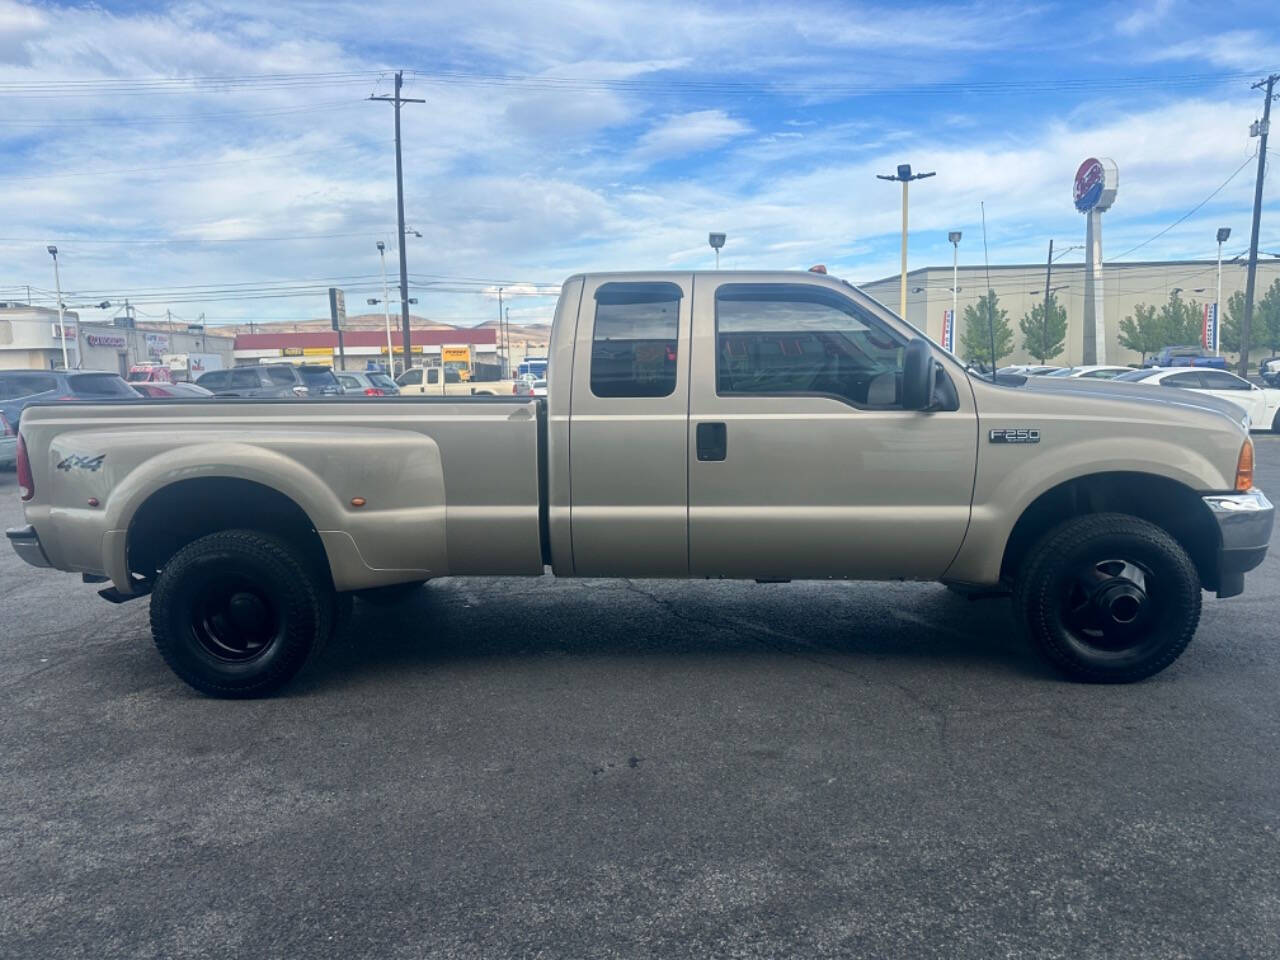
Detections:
0,0,1278,327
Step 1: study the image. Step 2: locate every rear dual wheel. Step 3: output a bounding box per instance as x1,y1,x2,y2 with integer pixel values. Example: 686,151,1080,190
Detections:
1014,513,1201,683
150,530,335,698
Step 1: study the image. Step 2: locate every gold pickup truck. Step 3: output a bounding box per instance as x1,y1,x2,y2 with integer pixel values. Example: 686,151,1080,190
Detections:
7,271,1273,697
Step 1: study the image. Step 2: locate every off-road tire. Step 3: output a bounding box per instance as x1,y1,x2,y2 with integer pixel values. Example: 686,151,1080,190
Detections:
150,530,332,698
1013,513,1201,683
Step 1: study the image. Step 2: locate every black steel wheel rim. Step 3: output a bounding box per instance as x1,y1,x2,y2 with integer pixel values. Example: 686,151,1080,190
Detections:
1059,555,1160,656
190,575,282,663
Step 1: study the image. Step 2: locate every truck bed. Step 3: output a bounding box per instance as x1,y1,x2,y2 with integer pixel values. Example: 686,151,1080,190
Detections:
17,396,547,592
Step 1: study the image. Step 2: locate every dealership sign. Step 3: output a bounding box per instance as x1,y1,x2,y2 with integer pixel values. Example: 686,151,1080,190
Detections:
940,309,955,352
1202,303,1219,353
86,332,127,348
1073,157,1118,213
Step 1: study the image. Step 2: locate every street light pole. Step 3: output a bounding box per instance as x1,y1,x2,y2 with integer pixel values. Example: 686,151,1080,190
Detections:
876,165,936,317
377,241,394,374
1216,226,1231,357
47,245,68,370
949,231,961,351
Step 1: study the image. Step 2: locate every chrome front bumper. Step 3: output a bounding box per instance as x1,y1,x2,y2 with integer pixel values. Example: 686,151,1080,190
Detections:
6,525,51,569
1203,489,1274,598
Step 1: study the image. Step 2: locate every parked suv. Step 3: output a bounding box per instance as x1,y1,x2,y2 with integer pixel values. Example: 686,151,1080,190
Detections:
0,369,138,430
196,364,344,397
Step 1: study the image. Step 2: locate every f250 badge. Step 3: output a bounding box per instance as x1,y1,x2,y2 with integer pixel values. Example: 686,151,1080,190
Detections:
989,428,1040,445
56,453,106,472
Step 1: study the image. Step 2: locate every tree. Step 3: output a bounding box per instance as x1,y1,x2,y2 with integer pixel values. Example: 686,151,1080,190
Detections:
1117,302,1162,362
1158,290,1202,347
960,290,1014,368
1018,296,1067,363
1258,278,1280,357
1220,290,1246,354
1220,281,1280,362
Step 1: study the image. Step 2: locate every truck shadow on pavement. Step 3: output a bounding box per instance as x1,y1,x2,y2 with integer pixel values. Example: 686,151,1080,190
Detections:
296,578,1052,695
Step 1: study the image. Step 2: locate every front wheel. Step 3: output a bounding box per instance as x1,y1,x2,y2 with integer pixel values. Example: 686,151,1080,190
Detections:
1013,513,1201,683
150,530,333,698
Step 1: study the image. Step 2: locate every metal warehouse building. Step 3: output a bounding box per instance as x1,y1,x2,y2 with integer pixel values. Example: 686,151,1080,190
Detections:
859,259,1280,368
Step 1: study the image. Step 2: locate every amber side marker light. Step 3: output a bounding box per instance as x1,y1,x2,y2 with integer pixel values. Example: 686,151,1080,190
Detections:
1236,439,1254,492
350,497,367,508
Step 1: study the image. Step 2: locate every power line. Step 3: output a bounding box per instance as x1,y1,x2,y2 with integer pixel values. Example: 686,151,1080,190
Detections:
1110,152,1258,261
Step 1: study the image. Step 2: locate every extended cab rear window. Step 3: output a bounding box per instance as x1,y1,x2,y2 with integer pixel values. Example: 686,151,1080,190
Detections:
715,283,906,408
590,282,681,399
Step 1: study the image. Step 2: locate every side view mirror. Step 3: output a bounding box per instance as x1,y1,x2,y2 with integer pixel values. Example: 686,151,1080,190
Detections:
902,338,934,410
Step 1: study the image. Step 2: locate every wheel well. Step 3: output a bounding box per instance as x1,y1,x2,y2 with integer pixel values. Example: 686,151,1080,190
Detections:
128,477,330,585
1000,472,1221,590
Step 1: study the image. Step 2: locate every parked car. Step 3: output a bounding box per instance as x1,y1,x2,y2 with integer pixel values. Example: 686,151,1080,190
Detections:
9,270,1272,697
0,369,138,431
196,363,343,397
0,411,15,470
335,371,400,396
127,363,175,384
997,364,1063,376
1143,346,1228,369
1041,365,1133,380
531,378,548,397
1260,356,1280,387
1114,367,1280,431
132,382,215,399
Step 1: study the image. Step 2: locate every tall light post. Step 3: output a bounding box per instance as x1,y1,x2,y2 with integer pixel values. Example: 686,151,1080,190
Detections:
708,232,726,270
948,231,961,352
47,245,69,370
376,240,393,374
1215,226,1231,357
877,164,936,317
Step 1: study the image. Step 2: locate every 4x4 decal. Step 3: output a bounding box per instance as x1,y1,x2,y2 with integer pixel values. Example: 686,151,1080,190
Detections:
56,454,106,472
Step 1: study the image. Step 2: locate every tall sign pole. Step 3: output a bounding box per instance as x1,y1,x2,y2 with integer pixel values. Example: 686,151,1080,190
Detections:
1241,74,1278,377
1215,227,1230,357
370,71,425,377
1073,158,1118,365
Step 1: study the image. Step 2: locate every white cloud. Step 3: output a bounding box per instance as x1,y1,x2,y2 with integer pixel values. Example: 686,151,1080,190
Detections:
1117,0,1173,36
634,110,751,160
1146,29,1280,70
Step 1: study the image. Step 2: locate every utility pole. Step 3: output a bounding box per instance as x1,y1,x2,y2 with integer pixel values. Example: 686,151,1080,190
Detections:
1241,73,1278,377
876,165,935,317
496,287,504,379
504,306,511,379
370,71,425,377
1042,239,1054,363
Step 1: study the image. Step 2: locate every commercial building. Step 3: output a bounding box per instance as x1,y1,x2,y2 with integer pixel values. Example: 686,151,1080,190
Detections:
232,327,501,378
859,259,1280,368
0,303,233,375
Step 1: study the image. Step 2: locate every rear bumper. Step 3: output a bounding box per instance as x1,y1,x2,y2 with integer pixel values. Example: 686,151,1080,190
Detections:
6,524,51,568
1203,490,1274,598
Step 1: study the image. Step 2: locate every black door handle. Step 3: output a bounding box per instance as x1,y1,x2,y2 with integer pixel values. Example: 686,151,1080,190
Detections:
697,422,727,461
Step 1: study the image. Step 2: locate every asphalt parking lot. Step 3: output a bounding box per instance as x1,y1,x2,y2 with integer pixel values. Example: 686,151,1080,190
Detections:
1,440,1278,960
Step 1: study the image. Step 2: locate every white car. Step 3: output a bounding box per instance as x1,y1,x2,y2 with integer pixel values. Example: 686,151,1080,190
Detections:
1042,365,1133,380
1114,367,1280,432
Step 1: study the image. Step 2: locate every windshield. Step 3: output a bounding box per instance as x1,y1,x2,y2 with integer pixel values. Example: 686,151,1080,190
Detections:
69,373,138,397
368,373,396,389
1044,367,1077,377
1113,369,1162,382
299,367,338,387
